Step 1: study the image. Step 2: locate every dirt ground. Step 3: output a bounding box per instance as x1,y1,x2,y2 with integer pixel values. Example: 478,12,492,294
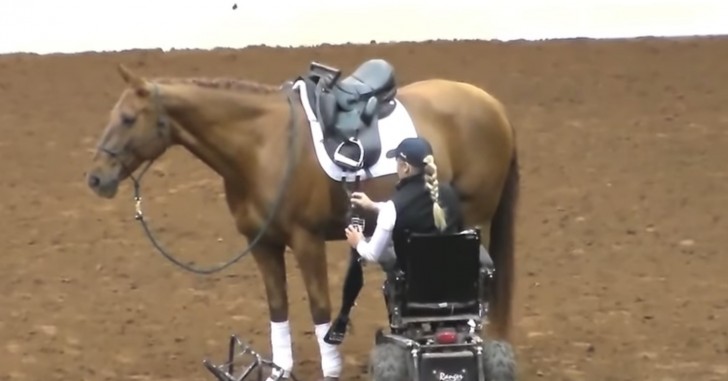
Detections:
1,36,727,381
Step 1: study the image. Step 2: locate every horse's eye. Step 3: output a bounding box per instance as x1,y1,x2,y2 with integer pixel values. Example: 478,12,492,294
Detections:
121,114,136,126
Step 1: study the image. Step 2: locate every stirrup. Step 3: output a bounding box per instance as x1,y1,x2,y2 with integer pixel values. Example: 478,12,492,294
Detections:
333,138,364,171
323,315,350,345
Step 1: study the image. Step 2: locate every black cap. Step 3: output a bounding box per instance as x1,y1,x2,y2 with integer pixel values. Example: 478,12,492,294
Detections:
385,137,433,168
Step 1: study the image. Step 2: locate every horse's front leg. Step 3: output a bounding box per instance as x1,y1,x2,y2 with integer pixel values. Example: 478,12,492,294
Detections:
250,242,293,380
291,227,342,381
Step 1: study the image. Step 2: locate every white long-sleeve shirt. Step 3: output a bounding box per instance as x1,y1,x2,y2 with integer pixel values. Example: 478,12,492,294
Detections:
355,201,398,263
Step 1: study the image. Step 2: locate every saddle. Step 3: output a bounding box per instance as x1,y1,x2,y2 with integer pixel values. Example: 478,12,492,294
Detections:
300,59,398,172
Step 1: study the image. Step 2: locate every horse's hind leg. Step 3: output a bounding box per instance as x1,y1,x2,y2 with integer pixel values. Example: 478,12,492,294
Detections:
291,227,342,380
251,242,293,379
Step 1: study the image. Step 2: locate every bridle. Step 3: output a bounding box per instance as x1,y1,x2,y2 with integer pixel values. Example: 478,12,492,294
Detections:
97,83,299,275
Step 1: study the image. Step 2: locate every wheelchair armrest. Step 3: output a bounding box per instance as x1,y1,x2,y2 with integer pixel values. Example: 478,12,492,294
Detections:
384,270,406,304
391,270,406,292
478,266,494,303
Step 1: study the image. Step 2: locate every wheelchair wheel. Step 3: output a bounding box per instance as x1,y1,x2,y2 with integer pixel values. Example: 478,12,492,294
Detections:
482,340,517,381
368,342,411,381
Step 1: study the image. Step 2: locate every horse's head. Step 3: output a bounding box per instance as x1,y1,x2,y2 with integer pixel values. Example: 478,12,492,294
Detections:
86,64,173,198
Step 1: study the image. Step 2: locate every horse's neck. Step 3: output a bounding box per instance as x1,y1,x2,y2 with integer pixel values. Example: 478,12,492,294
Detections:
159,84,275,187
160,83,266,136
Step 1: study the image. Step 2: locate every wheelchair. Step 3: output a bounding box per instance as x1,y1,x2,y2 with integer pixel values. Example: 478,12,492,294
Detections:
368,229,516,381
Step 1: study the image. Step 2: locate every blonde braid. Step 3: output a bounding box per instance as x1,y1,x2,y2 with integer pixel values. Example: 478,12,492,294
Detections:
423,155,447,231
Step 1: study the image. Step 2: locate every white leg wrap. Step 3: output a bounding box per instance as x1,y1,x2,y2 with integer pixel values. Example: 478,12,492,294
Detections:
267,320,293,380
314,322,343,378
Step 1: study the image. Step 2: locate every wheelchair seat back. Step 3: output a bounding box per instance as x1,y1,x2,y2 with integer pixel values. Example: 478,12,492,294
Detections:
396,229,482,313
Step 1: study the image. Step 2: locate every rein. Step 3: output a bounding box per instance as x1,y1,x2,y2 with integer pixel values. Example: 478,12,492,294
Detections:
104,84,299,275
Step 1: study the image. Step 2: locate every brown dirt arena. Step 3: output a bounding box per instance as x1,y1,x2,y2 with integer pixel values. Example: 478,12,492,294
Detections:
1,36,727,381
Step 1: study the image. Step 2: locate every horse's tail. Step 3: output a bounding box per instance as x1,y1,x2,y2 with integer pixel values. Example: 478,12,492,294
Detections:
488,140,520,340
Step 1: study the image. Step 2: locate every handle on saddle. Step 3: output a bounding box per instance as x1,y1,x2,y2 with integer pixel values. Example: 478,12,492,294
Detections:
309,61,341,89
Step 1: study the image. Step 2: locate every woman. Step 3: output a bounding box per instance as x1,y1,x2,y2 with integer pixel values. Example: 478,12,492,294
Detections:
324,137,464,345
345,136,464,266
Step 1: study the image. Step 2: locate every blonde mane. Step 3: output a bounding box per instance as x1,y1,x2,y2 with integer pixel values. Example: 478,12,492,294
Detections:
152,76,283,94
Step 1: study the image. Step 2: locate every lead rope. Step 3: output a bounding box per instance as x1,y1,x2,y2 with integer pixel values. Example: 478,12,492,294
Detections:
129,87,299,275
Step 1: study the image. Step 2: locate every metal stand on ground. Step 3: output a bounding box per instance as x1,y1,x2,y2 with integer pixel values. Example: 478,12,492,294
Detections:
203,335,299,381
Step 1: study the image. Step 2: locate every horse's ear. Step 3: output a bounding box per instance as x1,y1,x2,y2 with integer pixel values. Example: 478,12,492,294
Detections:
117,63,149,97
117,63,137,84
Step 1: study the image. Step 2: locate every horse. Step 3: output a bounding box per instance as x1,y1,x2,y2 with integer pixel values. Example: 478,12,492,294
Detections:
85,62,520,381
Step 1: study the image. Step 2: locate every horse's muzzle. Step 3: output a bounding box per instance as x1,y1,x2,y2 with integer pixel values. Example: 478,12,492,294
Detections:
86,168,120,199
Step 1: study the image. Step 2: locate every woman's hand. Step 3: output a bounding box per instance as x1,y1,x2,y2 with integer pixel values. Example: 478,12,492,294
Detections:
345,224,364,248
350,192,376,212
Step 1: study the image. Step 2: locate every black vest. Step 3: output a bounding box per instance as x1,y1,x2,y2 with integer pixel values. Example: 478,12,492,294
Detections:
390,174,464,266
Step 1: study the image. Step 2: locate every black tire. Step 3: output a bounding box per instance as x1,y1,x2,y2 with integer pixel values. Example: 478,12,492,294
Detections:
482,340,517,381
369,343,411,381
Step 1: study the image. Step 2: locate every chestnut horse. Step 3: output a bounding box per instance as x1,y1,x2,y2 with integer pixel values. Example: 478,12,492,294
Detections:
85,63,519,380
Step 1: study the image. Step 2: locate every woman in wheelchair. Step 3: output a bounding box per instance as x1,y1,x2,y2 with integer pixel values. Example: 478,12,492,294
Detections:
324,137,468,345
346,137,463,266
